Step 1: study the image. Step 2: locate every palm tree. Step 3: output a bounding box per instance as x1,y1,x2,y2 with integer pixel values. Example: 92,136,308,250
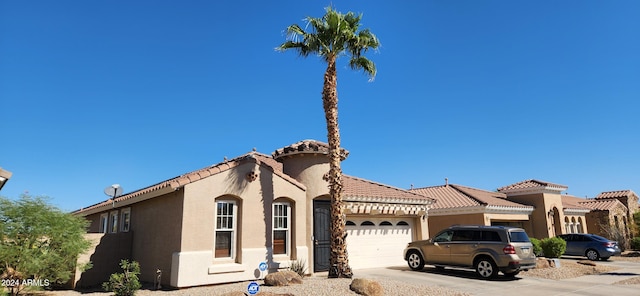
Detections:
277,6,379,278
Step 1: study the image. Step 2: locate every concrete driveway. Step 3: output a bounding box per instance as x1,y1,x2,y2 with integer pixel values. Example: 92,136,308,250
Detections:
355,259,640,296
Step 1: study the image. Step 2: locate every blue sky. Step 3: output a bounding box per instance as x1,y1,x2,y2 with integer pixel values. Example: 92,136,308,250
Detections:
1,1,638,211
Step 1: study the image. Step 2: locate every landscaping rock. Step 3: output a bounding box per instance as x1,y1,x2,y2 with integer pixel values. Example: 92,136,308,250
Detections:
349,278,383,296
264,270,303,286
536,258,550,269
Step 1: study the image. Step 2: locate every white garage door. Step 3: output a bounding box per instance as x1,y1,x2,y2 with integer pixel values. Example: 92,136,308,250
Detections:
346,218,413,269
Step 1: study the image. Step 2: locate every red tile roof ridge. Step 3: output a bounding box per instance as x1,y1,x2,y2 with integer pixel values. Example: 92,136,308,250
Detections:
595,190,637,199
272,139,349,160
74,151,305,215
342,175,434,202
579,198,628,211
497,179,568,191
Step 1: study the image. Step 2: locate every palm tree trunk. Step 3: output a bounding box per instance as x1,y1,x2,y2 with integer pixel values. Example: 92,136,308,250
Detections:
323,55,352,278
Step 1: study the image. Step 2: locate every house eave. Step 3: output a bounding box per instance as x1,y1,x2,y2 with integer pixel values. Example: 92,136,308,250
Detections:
429,205,534,216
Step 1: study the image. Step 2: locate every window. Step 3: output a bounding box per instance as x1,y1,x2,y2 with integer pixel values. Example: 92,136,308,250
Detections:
273,202,290,255
215,200,236,258
99,213,108,233
120,208,131,232
360,221,375,226
346,221,356,226
109,211,118,233
380,221,392,226
397,221,409,226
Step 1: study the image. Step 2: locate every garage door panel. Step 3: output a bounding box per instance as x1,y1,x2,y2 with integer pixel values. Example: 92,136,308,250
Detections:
346,219,413,269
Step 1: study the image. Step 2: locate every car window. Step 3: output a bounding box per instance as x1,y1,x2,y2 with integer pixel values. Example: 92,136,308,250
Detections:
452,230,475,241
508,231,530,242
590,235,609,241
481,231,502,242
434,230,453,242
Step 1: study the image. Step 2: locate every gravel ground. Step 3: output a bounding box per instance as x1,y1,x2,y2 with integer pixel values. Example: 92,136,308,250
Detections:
27,251,640,295
36,277,469,296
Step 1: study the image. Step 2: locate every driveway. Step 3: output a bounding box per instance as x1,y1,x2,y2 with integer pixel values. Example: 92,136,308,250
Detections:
355,259,640,296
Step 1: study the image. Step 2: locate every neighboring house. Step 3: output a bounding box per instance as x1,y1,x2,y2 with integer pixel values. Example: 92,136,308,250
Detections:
577,190,638,241
0,167,12,191
497,179,590,239
409,182,534,236
73,140,433,288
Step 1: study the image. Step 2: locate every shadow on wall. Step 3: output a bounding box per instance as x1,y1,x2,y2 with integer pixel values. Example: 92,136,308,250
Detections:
76,232,133,289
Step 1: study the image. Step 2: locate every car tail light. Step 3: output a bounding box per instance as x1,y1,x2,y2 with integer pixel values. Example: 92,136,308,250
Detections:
503,244,516,254
604,242,615,248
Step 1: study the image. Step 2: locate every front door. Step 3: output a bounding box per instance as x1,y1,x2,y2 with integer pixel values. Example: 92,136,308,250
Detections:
313,200,331,272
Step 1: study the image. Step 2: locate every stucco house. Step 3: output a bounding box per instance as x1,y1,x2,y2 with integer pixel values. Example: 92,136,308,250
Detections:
73,140,433,288
578,190,638,242
497,179,591,239
409,182,534,235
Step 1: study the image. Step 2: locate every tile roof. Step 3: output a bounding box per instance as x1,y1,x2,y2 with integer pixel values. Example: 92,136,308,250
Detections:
497,179,568,192
342,175,433,203
410,184,532,210
595,190,637,200
579,198,627,211
560,195,592,211
272,139,349,161
74,152,305,215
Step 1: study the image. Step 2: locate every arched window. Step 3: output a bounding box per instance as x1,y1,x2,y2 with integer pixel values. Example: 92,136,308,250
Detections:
360,221,374,226
346,221,356,226
215,199,238,259
397,221,409,226
379,221,392,226
273,201,291,256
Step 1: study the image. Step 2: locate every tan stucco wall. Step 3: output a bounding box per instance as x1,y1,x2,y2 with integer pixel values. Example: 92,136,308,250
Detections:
506,193,565,239
278,154,330,274
173,161,309,287
129,190,184,285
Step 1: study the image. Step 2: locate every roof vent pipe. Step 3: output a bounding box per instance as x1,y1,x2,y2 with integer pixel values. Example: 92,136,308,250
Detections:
445,178,448,186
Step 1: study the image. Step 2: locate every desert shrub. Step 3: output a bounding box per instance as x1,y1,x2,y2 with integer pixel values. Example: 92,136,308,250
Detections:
541,237,566,258
102,260,141,296
630,237,640,250
288,259,307,277
530,238,543,256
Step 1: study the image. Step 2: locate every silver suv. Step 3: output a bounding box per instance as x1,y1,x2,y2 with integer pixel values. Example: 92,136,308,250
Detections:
403,225,536,279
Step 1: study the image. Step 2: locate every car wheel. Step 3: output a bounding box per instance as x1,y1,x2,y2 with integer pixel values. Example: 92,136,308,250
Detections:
586,249,600,261
504,270,520,278
475,257,498,279
407,250,425,271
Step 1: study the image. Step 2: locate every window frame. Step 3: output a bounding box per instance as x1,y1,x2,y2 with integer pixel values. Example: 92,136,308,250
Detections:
272,202,291,256
214,200,237,260
120,208,131,232
109,211,118,233
99,213,109,233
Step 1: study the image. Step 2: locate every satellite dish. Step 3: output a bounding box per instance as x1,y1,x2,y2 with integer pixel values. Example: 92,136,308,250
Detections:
104,184,123,199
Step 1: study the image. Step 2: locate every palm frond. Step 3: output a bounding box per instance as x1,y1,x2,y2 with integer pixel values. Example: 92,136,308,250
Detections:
349,56,377,81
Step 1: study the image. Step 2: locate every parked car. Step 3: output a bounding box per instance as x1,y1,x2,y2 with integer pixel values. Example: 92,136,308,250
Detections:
403,225,536,279
557,233,621,261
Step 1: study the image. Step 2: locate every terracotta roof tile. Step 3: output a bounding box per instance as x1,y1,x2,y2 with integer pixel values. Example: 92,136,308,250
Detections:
272,139,349,161
497,179,568,192
560,195,591,211
579,198,628,211
411,184,533,210
595,190,637,200
342,175,433,203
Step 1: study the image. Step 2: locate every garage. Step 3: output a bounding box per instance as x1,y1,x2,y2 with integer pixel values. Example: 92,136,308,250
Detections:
345,217,414,269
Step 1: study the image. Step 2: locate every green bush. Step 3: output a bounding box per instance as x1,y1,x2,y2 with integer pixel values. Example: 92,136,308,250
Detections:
288,259,307,277
102,260,141,296
541,237,567,258
630,237,640,250
530,238,543,256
